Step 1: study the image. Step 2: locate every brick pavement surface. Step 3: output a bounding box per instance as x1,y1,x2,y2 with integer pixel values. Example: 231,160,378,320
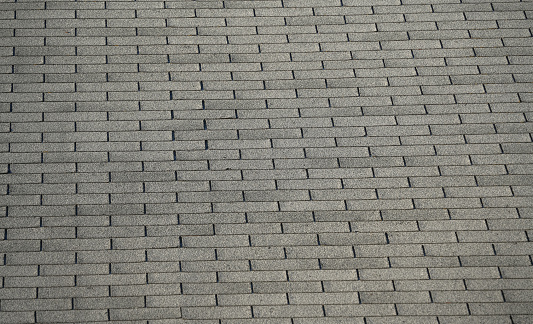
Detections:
1,0,533,322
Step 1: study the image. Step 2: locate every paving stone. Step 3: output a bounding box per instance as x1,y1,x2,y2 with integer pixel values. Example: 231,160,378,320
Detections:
367,317,439,324
320,257,389,270
283,291,354,306
397,304,469,316
360,291,431,304
36,310,108,323
325,305,397,317
390,256,460,268
439,316,513,324
460,255,531,268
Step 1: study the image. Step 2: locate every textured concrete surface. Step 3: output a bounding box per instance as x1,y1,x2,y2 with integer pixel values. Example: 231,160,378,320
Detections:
1,0,533,322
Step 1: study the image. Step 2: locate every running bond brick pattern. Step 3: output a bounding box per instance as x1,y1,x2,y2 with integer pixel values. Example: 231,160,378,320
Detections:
1,0,533,322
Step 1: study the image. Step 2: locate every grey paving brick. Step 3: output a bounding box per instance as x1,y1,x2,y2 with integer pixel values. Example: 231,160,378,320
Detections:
404,155,470,167
284,245,353,259
321,257,388,270
368,317,439,324
469,303,533,316
251,259,319,271
39,263,108,277
181,282,251,296
397,304,469,316
513,315,533,324
73,296,144,310
390,256,460,268
323,278,392,293
305,147,369,158
388,231,456,244
445,186,513,198
439,316,514,324
4,275,74,289
36,310,108,323
217,270,287,283
319,232,385,245
253,305,323,319
461,255,530,268
361,291,431,304
380,209,448,221
343,177,410,190
35,286,100,300
394,279,465,292
217,293,287,306
500,267,533,280
252,281,322,294
424,243,495,257
147,294,213,308
354,244,424,258
493,242,533,256
110,307,183,321
419,220,486,231
0,264,37,278
430,124,496,136
325,304,397,317
223,319,291,324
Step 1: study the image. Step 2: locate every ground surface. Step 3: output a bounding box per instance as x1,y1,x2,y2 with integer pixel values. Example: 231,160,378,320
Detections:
1,0,533,323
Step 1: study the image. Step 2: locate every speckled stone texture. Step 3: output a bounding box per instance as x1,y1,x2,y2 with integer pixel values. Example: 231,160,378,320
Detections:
1,0,533,322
